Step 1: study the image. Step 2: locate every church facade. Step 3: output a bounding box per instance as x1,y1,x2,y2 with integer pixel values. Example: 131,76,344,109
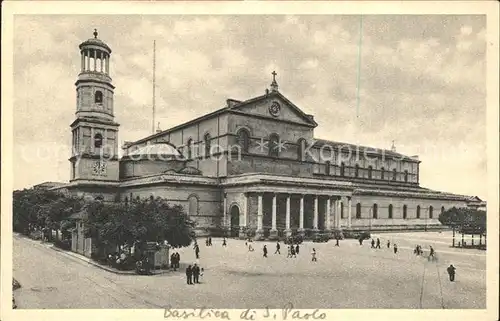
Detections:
56,31,475,240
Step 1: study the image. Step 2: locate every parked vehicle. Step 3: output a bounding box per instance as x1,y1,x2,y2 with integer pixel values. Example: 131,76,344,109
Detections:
284,234,304,245
312,233,331,243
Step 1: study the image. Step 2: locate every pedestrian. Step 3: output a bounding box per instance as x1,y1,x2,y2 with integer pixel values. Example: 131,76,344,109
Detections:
371,239,375,248
193,263,201,284
275,242,281,254
335,237,340,247
205,238,209,246
447,264,456,282
176,252,181,269
263,245,268,257
222,237,227,247
311,248,317,262
291,245,296,258
248,243,254,252
170,252,176,270
209,237,212,246
287,245,292,258
387,240,391,249
195,244,200,259
359,237,363,245
295,244,300,255
186,265,193,285
376,238,381,249
393,243,398,254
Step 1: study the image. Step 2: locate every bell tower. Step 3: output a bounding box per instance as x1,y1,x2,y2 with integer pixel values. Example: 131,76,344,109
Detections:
69,29,120,182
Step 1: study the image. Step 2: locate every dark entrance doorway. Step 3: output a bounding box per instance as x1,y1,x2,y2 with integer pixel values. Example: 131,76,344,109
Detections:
230,205,240,237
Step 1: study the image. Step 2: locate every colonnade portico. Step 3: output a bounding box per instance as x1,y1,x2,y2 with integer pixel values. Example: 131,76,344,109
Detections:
223,190,352,240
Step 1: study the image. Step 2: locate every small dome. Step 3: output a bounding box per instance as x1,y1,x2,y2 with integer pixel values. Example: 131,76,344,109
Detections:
79,29,112,53
127,142,183,158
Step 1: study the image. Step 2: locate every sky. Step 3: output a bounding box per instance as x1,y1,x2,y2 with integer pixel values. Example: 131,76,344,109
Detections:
12,14,487,199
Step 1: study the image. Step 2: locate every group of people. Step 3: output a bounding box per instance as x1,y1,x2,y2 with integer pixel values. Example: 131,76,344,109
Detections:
371,238,398,254
261,242,317,261
185,263,203,284
170,251,181,271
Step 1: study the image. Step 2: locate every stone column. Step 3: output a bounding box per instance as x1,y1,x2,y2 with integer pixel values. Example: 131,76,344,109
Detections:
336,198,342,229
256,193,264,239
93,49,97,71
325,197,331,231
298,195,305,237
347,196,352,228
313,195,319,231
285,194,291,236
106,54,110,74
100,51,104,72
223,193,227,230
81,51,85,72
270,193,278,239
86,50,90,71
239,193,248,239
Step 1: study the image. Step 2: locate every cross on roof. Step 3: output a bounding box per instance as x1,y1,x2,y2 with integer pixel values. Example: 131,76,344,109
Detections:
272,71,277,82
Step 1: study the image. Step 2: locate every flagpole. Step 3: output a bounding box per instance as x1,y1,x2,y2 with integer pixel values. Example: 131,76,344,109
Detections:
152,40,156,135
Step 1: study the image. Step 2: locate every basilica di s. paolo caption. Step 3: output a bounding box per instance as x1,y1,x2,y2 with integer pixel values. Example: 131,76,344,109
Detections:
50,31,482,252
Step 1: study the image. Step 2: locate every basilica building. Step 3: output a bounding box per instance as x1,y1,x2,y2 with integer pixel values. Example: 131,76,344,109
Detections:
56,31,476,244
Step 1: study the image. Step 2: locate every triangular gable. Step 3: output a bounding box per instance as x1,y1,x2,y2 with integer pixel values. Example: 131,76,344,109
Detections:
230,91,318,127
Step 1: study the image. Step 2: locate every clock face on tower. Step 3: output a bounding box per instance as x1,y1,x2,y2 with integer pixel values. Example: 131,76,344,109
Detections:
92,160,107,176
269,101,281,117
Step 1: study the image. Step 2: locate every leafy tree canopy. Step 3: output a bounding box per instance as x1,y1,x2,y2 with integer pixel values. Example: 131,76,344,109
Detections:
438,207,486,235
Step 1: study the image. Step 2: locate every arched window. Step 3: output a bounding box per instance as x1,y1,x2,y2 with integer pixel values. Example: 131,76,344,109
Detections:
94,133,103,148
403,205,408,219
204,133,211,156
392,168,397,181
237,129,250,153
297,138,306,161
326,161,331,175
186,138,193,159
95,90,103,104
368,166,373,179
388,204,393,219
381,167,385,180
188,195,199,216
269,133,280,157
355,164,360,177
356,203,362,219
404,170,409,182
441,206,445,215
429,206,434,219
373,204,378,219
340,202,344,219
340,162,345,176
416,205,421,219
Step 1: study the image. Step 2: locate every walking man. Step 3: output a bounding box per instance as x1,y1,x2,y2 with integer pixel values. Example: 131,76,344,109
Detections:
311,248,317,262
170,252,176,271
387,240,391,249
195,244,200,259
295,244,300,255
376,238,381,249
335,237,340,247
371,239,375,248
193,263,200,284
447,264,456,282
275,242,281,254
175,252,180,269
263,245,268,257
186,265,193,285
222,237,227,247
291,245,296,258
393,243,398,254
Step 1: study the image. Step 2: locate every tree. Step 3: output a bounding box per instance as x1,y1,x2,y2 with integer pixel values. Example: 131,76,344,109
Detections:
83,196,196,256
439,207,486,247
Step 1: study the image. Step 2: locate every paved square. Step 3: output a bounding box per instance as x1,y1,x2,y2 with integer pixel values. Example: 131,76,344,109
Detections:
13,231,486,309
